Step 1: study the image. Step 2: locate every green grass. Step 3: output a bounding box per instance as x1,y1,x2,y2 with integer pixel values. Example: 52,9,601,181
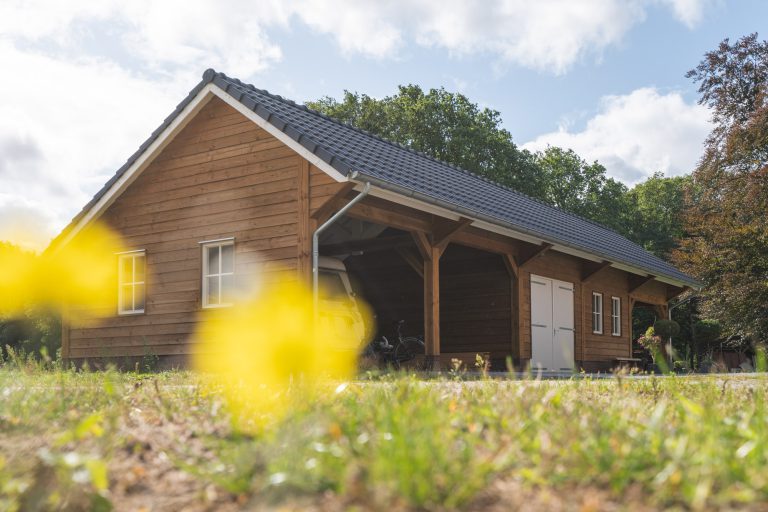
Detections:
2,362,768,510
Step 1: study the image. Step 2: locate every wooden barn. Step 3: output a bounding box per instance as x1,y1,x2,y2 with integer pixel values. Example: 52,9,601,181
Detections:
54,69,699,372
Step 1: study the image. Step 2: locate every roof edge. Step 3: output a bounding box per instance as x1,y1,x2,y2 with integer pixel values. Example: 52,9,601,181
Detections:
351,172,702,289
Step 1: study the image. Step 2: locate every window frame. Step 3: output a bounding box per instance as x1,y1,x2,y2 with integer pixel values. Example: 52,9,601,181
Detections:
117,250,146,316
200,238,235,309
592,292,603,335
611,296,621,337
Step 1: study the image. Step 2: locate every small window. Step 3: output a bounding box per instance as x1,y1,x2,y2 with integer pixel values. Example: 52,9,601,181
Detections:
118,251,146,315
611,296,621,336
592,292,603,334
202,239,234,308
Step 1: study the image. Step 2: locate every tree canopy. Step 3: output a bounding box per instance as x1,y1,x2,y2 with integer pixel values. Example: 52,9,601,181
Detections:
675,33,768,343
533,147,629,234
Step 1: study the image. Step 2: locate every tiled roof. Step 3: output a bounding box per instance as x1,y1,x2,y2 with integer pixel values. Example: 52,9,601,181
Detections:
65,69,699,288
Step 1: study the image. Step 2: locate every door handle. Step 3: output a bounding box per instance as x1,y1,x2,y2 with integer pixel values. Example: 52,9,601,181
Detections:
532,323,547,328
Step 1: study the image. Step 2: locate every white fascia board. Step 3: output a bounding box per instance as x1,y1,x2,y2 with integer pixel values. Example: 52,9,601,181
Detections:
59,84,218,247
355,182,691,289
209,87,347,182
60,83,349,249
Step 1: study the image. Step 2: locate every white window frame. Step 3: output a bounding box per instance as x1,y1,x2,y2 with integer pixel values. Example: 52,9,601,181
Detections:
611,296,621,336
117,250,146,315
201,238,235,309
592,292,603,334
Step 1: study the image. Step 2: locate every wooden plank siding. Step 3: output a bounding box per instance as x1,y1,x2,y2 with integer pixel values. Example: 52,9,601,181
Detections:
63,95,673,371
67,97,313,363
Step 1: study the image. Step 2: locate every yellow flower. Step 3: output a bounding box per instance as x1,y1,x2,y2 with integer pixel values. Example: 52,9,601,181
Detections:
192,279,371,430
0,223,124,318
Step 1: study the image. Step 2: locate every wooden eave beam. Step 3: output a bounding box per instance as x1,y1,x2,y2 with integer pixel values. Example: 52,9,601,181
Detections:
347,201,432,233
320,234,413,257
433,217,473,250
629,274,656,294
411,231,432,260
395,247,424,278
581,260,611,284
666,285,691,302
310,182,355,222
518,242,553,268
502,253,519,280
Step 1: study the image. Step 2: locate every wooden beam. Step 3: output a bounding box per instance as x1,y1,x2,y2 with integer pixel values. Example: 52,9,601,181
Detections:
581,260,611,284
667,285,691,302
411,231,432,261
347,200,433,233
297,159,311,284
310,182,355,223
395,247,424,278
519,242,553,268
320,235,413,257
451,228,520,256
502,252,519,280
629,274,656,294
433,217,473,250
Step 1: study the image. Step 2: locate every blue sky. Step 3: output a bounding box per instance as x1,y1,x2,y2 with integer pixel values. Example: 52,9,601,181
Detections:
0,0,765,248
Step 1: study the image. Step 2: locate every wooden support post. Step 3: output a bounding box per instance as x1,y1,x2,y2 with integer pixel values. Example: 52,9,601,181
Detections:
297,159,311,284
423,243,441,370
502,253,519,364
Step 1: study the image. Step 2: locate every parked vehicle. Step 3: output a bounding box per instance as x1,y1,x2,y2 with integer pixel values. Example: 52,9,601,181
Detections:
316,256,368,345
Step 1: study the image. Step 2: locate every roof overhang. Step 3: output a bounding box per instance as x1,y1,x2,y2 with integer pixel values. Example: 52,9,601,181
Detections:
347,175,700,290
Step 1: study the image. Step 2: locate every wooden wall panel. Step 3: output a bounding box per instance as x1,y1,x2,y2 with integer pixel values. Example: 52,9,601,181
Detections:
67,97,302,361
582,267,632,363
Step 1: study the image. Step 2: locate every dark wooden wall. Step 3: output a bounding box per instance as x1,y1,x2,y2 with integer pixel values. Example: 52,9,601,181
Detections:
345,243,512,363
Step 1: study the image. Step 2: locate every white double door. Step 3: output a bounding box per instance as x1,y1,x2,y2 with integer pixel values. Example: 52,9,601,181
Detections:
530,275,575,371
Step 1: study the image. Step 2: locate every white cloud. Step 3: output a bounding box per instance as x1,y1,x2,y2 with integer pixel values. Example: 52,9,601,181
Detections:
0,0,712,76
523,88,712,184
0,42,184,245
0,0,714,245
659,0,713,27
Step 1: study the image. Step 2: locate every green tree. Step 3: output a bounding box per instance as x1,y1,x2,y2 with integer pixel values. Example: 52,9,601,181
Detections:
307,85,545,199
675,33,768,343
625,172,689,258
533,147,629,233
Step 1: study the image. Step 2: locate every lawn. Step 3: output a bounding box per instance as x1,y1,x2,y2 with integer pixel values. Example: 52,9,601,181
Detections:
2,362,768,511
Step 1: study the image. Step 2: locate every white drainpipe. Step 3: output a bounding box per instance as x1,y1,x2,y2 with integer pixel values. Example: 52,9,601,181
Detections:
312,179,371,312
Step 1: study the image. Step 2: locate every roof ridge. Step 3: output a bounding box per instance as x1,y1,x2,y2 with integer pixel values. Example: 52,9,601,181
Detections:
212,72,635,242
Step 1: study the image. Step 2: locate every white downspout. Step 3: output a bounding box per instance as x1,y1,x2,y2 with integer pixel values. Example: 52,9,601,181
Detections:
312,179,371,313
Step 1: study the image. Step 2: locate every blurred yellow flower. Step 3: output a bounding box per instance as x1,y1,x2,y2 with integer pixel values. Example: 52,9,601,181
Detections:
192,279,371,430
0,223,124,318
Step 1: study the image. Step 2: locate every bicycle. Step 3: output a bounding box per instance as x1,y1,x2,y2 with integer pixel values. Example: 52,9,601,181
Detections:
365,320,425,369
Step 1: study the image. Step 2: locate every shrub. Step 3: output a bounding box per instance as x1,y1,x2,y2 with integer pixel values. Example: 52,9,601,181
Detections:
654,319,680,339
